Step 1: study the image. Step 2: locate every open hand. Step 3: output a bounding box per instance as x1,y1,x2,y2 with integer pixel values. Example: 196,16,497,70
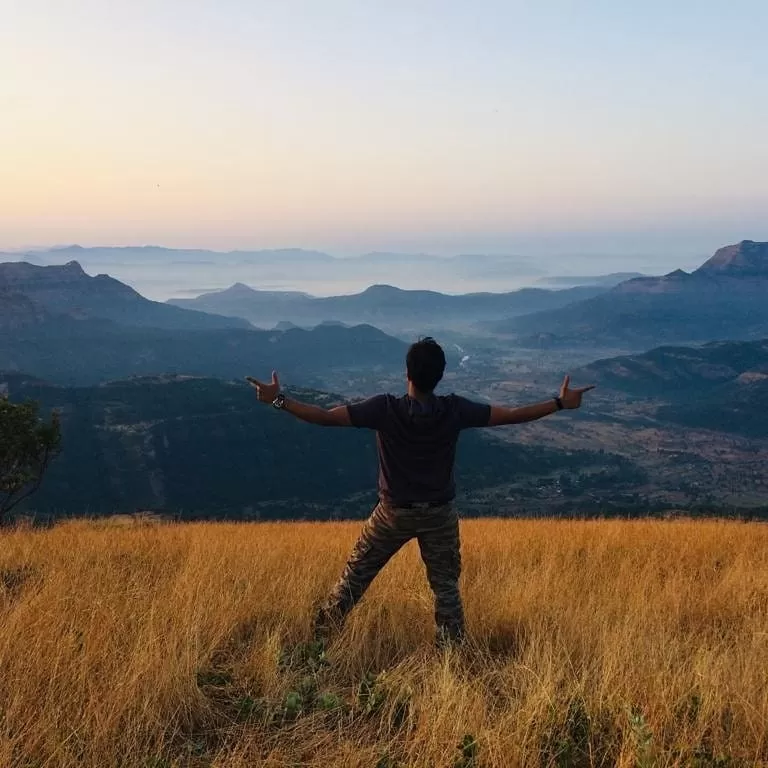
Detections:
246,372,280,404
560,375,595,410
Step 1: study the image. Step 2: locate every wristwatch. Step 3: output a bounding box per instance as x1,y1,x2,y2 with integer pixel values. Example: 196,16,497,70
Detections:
554,396,564,411
272,393,287,410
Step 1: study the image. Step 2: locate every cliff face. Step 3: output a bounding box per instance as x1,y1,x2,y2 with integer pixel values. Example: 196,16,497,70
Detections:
695,240,768,278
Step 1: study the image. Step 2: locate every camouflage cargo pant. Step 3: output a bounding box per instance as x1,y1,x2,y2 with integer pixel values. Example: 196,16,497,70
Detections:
315,501,464,641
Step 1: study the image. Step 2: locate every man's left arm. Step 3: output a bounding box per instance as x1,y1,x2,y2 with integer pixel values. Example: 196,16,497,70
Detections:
488,375,595,427
246,373,352,427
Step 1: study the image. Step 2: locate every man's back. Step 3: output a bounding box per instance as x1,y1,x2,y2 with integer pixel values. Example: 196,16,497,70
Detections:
348,393,490,505
247,335,593,644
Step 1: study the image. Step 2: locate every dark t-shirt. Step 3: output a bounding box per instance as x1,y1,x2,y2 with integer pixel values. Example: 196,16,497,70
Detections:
347,394,491,505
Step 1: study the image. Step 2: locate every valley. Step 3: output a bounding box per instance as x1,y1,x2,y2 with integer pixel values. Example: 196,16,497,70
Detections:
3,240,768,520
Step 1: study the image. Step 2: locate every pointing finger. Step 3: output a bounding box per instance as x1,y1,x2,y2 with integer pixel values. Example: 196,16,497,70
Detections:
576,385,596,394
245,376,263,389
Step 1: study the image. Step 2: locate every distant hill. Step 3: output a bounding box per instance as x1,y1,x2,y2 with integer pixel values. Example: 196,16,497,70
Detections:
578,338,768,398
493,241,768,347
0,246,545,278
2,374,602,518
273,320,303,331
0,261,249,331
0,321,408,386
169,283,607,334
658,374,768,438
536,272,645,288
696,240,768,277
582,334,768,439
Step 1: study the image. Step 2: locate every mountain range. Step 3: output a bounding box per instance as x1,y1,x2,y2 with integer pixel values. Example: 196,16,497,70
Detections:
0,260,249,331
0,245,612,302
168,282,607,334
579,337,768,397
494,241,768,347
0,261,411,386
0,245,545,275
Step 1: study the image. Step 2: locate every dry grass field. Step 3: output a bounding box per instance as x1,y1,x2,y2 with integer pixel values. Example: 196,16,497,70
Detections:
1,518,767,767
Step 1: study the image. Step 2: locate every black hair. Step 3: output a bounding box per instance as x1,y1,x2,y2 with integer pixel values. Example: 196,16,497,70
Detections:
406,336,446,393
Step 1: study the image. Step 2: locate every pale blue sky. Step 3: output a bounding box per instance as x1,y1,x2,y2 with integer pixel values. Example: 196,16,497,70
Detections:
2,0,766,267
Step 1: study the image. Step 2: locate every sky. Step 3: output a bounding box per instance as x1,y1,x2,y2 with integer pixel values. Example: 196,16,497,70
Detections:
2,0,767,267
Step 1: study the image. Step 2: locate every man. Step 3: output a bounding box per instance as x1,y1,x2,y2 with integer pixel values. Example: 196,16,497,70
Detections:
247,337,593,644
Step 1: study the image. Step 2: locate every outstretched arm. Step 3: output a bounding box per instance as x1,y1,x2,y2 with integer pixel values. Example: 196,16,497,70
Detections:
488,375,594,427
246,373,352,427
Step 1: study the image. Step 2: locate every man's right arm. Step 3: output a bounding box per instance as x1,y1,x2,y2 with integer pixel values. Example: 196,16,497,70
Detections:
246,373,388,429
488,399,561,426
246,374,353,426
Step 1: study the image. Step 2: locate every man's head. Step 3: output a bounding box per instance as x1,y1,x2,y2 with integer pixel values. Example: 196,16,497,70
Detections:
406,337,446,394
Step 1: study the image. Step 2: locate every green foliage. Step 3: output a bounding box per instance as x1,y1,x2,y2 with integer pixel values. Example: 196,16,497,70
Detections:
235,695,262,721
282,690,303,719
0,397,60,521
540,697,620,767
315,691,343,711
357,671,387,715
542,698,593,768
297,674,318,703
280,640,329,672
628,707,655,768
454,734,479,768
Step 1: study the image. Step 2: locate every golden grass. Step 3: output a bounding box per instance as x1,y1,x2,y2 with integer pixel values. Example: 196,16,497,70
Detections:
1,518,767,767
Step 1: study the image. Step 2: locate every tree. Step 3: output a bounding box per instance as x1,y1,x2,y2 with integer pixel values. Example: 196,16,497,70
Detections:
0,397,61,523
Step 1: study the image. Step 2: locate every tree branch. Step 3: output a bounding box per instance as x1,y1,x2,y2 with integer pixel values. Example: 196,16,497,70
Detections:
0,443,53,522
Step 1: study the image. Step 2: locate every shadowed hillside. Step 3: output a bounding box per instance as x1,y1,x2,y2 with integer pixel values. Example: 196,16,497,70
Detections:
0,321,408,387
2,374,613,518
577,338,768,397
494,241,768,347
